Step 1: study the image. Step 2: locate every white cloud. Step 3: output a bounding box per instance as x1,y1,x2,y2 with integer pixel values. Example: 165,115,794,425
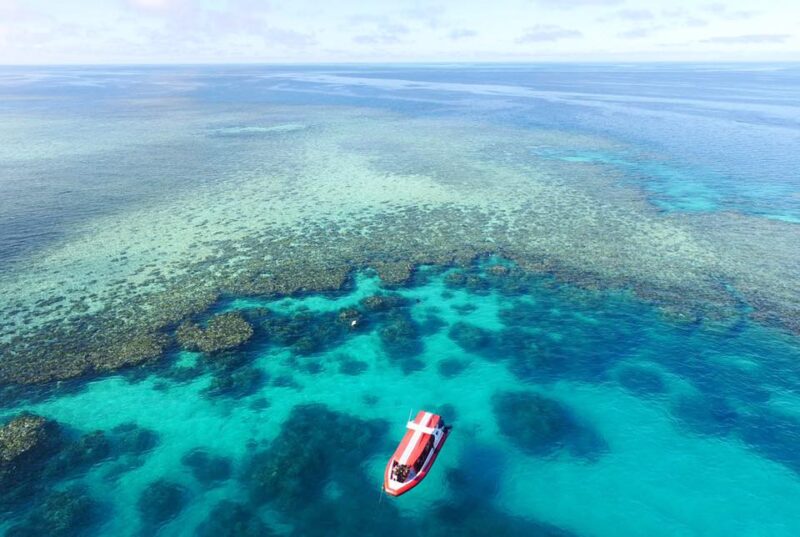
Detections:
0,0,797,63
125,0,185,12
448,28,477,40
702,34,791,44
516,25,583,43
531,0,623,8
615,9,654,21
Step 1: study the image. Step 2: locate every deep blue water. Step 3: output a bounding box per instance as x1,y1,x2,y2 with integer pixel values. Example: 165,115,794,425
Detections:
1,64,800,537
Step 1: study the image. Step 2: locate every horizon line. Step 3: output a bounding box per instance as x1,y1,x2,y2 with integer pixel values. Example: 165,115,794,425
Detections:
2,59,800,68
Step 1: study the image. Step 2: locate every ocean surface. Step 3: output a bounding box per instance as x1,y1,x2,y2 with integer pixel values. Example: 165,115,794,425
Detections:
1,64,800,537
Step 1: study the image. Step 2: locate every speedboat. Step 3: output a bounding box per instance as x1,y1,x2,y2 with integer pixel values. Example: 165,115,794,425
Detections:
384,410,451,497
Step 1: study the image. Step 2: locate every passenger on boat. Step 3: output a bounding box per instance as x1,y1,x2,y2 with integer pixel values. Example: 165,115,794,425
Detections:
393,463,411,482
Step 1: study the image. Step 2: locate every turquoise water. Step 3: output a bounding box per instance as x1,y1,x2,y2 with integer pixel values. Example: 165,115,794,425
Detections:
3,262,800,536
1,65,800,536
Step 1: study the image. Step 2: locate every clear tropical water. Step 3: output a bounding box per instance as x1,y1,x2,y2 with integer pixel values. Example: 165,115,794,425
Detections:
1,64,799,537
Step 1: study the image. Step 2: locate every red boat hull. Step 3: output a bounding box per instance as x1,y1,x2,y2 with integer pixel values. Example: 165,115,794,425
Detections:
384,411,451,497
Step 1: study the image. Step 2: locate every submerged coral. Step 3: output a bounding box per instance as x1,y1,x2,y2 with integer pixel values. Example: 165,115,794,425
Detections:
378,310,425,372
616,365,667,396
203,366,266,399
448,322,494,354
43,431,111,480
0,413,62,501
6,486,98,537
195,500,275,537
339,358,368,376
671,394,739,438
111,422,160,455
360,293,409,313
137,479,188,527
492,391,607,459
262,310,351,356
177,312,254,354
181,449,233,486
244,403,387,511
437,358,469,378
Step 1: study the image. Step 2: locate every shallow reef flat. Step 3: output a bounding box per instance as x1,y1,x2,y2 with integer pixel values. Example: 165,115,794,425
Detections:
0,105,798,385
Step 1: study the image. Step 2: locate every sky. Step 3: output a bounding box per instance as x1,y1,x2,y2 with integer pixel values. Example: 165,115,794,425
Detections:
0,0,798,64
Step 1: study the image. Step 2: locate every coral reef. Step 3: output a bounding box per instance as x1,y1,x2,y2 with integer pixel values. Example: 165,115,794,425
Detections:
360,293,409,313
244,403,387,512
111,422,160,455
339,358,368,376
372,261,414,288
181,449,233,486
437,358,469,378
378,310,425,372
195,500,275,537
739,409,800,475
448,322,494,354
137,479,188,527
177,312,254,354
262,310,350,356
1,112,799,390
43,431,111,480
616,366,667,396
492,391,607,459
0,331,168,385
671,394,739,437
5,487,98,537
203,366,266,399
0,413,62,500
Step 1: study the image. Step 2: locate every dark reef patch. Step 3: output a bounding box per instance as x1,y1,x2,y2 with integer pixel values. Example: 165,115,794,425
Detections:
430,499,579,537
444,270,490,295
494,295,642,383
203,366,266,399
671,394,739,437
448,321,494,354
419,311,447,336
244,403,387,510
242,403,404,535
739,409,800,476
271,373,301,389
339,358,368,376
1,414,164,511
262,309,351,356
181,448,233,486
42,430,112,480
492,391,607,460
438,358,469,378
299,359,325,375
6,486,99,537
1,412,63,506
616,365,667,396
250,397,271,411
111,422,160,455
431,444,579,537
196,500,275,537
378,310,425,372
452,303,479,315
137,479,188,528
360,293,409,313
